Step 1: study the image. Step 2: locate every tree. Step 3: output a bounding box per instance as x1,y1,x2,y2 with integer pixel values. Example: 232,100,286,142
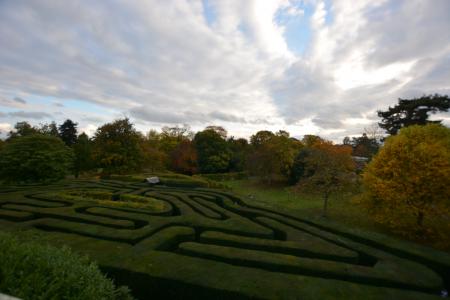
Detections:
92,118,143,175
289,147,315,184
58,119,78,146
361,124,450,232
378,94,450,135
158,125,193,167
227,137,249,172
350,133,380,158
205,126,227,139
140,134,166,173
7,121,40,139
39,121,59,137
342,136,351,146
170,140,198,175
73,133,94,177
296,141,356,216
194,129,230,173
247,130,301,184
0,134,74,182
302,135,324,147
250,130,274,147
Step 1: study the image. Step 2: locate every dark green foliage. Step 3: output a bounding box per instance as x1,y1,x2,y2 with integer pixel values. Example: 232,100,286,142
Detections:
39,121,60,137
59,119,78,146
289,148,315,184
194,129,231,173
93,118,144,174
378,94,450,135
73,132,94,177
157,125,193,166
349,133,380,158
159,176,209,188
7,121,40,139
0,231,131,300
247,130,302,183
227,137,249,172
0,134,74,182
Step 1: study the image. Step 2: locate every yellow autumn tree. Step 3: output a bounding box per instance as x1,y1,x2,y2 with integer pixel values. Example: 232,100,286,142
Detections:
362,124,450,236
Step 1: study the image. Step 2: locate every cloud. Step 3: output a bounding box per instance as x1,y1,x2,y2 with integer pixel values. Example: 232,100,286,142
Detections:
0,0,448,141
0,122,12,137
13,97,26,104
7,111,52,119
0,96,27,108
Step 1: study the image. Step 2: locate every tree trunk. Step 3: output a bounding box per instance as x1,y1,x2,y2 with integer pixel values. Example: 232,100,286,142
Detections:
322,193,329,217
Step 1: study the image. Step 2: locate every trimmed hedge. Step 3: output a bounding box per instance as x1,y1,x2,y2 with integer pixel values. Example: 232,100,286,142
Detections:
196,172,248,181
0,230,131,300
178,242,441,291
0,180,450,299
199,230,358,263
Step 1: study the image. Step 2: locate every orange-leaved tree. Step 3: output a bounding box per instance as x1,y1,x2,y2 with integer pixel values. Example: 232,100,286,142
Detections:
362,124,450,234
296,140,356,216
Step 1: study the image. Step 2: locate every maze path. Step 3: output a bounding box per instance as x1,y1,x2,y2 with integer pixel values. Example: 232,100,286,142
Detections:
0,180,449,299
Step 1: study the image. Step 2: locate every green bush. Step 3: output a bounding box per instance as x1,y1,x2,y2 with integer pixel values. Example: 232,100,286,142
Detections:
0,134,74,183
0,231,132,300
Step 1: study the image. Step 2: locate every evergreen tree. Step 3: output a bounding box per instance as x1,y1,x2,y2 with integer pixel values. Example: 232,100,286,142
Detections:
73,133,93,177
378,94,450,135
58,119,78,146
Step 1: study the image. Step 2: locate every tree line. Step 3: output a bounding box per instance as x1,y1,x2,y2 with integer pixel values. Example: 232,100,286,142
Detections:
0,94,449,232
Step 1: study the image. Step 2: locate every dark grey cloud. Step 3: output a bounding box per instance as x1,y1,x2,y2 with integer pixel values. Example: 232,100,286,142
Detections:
311,118,343,129
13,97,26,104
8,111,52,119
208,111,246,123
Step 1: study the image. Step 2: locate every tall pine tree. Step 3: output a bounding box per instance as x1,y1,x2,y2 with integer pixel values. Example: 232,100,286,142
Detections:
378,94,450,135
58,119,78,146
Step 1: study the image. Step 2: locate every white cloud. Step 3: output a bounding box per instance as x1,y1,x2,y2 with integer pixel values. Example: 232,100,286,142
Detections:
0,123,12,138
0,0,448,142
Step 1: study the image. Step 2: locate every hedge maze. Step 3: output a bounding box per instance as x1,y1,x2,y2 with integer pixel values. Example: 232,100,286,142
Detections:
0,180,449,299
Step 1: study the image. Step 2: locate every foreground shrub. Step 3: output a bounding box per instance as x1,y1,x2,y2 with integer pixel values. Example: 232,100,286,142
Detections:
0,134,74,183
0,231,131,300
361,124,450,239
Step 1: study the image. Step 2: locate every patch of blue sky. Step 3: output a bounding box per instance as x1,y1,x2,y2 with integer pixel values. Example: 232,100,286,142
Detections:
276,2,315,56
0,105,16,114
25,95,109,115
202,0,216,26
323,0,333,25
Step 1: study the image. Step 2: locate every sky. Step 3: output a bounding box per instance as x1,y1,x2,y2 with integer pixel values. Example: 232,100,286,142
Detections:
0,0,449,141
